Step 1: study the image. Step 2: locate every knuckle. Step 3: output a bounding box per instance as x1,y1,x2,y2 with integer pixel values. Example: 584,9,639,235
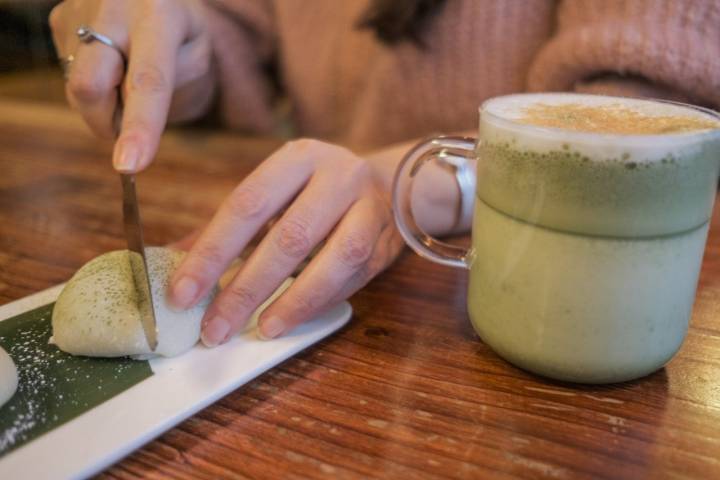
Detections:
285,289,323,317
284,138,319,152
223,283,259,311
282,138,334,157
226,183,269,219
351,157,372,178
348,264,373,293
192,243,226,269
350,156,370,174
274,217,313,259
338,157,372,191
336,232,374,269
129,63,168,94
67,74,107,103
335,144,356,160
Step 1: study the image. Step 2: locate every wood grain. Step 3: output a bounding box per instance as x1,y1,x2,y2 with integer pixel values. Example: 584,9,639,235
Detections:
1,100,720,479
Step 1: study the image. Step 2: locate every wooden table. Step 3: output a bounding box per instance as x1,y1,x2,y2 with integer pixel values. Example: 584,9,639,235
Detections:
1,99,719,479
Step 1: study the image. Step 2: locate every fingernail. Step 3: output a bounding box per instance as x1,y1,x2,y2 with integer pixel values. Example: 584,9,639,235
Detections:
201,317,231,347
259,316,285,340
114,140,139,172
171,276,198,310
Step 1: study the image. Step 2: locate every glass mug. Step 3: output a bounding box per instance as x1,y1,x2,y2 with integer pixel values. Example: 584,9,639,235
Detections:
392,93,720,384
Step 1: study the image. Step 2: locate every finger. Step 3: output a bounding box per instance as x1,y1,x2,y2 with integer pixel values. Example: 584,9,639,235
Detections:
200,173,360,346
49,0,95,57
167,36,214,123
51,1,130,138
112,5,186,172
175,34,212,88
255,197,386,339
168,144,316,310
49,3,71,57
167,74,215,124
322,224,405,308
65,37,125,139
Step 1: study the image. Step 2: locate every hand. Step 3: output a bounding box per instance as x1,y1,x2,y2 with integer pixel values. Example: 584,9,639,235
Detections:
168,139,406,344
49,0,214,172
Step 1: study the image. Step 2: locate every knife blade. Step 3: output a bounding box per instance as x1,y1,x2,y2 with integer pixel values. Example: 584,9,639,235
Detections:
103,44,156,351
121,173,158,351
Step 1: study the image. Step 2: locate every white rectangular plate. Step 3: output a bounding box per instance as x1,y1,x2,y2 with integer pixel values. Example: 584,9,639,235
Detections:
0,284,351,479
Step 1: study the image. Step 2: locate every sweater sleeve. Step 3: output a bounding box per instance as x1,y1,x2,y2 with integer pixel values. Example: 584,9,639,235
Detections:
203,0,276,132
527,0,720,107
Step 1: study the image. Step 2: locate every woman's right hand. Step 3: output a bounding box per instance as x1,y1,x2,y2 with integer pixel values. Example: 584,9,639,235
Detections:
49,0,214,172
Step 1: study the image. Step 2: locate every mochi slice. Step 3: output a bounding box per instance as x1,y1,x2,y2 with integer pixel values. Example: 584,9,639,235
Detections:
52,247,215,359
0,346,18,408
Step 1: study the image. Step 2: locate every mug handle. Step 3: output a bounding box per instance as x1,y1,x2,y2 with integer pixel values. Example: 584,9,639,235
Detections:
391,136,477,269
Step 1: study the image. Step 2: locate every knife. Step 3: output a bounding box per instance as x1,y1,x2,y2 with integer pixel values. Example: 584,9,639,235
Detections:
121,173,159,351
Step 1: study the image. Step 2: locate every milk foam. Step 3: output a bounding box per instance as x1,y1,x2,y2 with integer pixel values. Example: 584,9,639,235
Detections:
485,93,717,125
481,93,720,162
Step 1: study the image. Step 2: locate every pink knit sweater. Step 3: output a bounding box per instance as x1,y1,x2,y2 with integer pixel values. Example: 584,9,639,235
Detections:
204,0,720,150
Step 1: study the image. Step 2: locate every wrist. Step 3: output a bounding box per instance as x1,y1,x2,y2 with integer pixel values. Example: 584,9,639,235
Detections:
436,156,476,233
365,139,475,237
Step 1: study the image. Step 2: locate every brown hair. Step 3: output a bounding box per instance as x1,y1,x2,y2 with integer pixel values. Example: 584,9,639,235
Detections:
357,0,447,47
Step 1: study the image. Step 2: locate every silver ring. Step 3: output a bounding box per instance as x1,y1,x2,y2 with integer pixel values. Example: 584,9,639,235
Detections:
76,24,127,64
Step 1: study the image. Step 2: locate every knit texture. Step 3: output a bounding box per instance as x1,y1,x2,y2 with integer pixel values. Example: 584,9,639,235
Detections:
204,0,720,150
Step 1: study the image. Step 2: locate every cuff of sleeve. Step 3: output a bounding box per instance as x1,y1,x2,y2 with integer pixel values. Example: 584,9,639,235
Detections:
527,2,720,108
573,74,693,104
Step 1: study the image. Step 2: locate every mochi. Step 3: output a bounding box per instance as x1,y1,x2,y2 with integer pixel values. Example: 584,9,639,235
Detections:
52,247,215,359
0,346,18,408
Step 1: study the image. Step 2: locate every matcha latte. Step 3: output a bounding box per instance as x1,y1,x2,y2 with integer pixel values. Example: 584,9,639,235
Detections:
392,92,720,384
469,94,720,383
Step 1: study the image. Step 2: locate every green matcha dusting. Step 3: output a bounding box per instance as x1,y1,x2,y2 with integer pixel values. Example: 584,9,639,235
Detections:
518,102,720,135
476,142,718,237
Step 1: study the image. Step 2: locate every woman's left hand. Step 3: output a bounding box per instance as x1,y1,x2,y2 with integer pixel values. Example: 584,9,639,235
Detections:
168,139,405,345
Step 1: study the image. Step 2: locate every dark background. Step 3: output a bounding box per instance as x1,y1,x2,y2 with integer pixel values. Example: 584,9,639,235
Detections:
0,1,65,103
